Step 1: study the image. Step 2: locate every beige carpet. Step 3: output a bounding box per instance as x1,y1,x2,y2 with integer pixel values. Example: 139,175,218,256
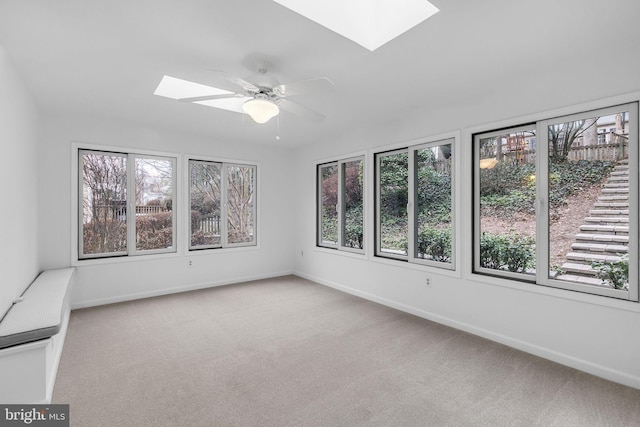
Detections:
53,275,640,426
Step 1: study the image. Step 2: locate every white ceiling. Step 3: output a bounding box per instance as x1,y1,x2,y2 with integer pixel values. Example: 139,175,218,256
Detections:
0,0,638,147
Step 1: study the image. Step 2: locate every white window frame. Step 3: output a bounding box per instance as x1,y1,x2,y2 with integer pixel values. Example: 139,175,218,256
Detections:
223,163,257,248
538,103,638,301
472,123,537,282
472,102,638,301
188,159,223,251
78,149,178,260
188,158,258,251
409,138,455,270
317,156,365,254
375,148,409,261
375,138,456,270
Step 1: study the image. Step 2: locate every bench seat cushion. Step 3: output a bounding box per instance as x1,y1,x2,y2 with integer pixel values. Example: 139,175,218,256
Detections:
0,269,72,349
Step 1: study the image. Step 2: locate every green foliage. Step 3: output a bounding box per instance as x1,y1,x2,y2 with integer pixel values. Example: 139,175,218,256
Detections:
417,228,451,262
343,205,363,249
416,151,452,226
480,159,614,218
379,152,409,219
480,232,535,273
548,159,614,208
592,254,629,290
480,162,535,197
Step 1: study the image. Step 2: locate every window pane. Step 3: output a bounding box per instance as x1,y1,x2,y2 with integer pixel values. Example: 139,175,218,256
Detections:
227,165,255,245
342,159,363,249
80,151,127,256
319,164,338,246
190,161,221,248
416,144,452,263
378,151,408,256
478,128,536,276
549,110,630,291
134,157,174,251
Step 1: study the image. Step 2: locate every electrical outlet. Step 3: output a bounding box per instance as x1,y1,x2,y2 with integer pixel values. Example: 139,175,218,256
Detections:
300,250,304,256
188,259,193,268
425,277,431,287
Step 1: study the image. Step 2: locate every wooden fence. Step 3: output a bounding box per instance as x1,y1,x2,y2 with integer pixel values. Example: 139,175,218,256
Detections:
501,135,628,165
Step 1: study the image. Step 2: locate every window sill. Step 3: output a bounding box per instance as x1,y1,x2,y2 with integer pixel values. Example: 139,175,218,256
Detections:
468,272,640,313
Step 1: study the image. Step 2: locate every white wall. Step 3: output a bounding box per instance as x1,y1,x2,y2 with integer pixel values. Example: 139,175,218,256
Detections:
0,43,40,317
38,113,296,308
292,63,640,388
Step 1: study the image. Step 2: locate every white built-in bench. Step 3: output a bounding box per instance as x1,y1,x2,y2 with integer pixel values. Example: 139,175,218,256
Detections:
0,268,75,403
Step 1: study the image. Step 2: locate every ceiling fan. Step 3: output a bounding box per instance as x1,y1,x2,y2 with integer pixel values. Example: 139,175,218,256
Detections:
155,62,334,124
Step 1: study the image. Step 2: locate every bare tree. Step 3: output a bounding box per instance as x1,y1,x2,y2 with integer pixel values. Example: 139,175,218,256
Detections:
227,166,255,243
81,153,127,254
549,118,599,161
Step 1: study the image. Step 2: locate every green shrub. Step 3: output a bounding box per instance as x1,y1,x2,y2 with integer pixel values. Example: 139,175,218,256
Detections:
417,228,451,262
480,232,535,273
343,205,363,249
592,254,629,290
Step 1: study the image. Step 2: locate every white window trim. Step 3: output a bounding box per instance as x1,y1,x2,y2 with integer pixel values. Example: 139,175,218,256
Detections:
223,163,258,248
375,147,409,261
473,123,537,282
538,103,638,301
188,159,223,251
409,138,456,270
72,143,181,264
186,156,260,252
471,102,638,302
375,137,457,270
316,155,366,254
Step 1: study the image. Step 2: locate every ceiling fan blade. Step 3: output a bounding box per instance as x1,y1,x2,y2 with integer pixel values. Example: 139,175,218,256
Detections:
277,98,326,123
179,93,245,103
210,70,260,93
273,77,335,97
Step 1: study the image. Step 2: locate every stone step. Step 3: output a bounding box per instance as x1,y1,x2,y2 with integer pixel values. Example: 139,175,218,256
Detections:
588,209,629,216
580,224,629,234
575,233,629,243
604,182,629,188
593,202,629,208
584,216,629,224
607,175,629,181
571,242,628,253
598,194,629,201
602,188,629,194
566,252,622,263
554,274,607,287
560,262,599,276
610,170,629,176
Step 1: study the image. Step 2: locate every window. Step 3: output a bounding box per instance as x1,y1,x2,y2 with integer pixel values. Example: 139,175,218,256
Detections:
474,103,638,301
317,156,364,252
189,160,256,250
375,138,455,269
79,150,176,259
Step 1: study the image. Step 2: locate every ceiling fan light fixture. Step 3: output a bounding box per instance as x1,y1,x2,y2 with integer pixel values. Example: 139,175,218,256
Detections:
243,98,280,123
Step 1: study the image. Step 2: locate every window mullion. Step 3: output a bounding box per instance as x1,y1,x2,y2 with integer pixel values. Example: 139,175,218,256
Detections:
537,120,550,285
221,164,228,248
127,153,136,256
337,161,344,247
408,148,416,260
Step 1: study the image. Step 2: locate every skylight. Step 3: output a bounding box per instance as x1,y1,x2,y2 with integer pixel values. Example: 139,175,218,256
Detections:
153,75,250,113
272,0,439,51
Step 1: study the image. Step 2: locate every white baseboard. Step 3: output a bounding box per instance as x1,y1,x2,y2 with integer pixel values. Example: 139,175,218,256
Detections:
71,270,295,309
294,271,640,390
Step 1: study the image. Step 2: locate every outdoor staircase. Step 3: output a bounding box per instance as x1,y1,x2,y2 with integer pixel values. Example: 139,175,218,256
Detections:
556,159,629,286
